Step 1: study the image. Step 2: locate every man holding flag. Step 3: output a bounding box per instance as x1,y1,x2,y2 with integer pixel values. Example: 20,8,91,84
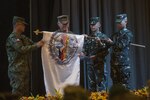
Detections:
36,15,84,95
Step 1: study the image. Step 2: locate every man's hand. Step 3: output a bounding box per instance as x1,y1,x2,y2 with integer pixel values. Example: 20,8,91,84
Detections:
78,52,85,58
90,55,96,60
36,40,44,47
82,34,88,37
101,38,113,44
106,38,113,43
95,37,101,41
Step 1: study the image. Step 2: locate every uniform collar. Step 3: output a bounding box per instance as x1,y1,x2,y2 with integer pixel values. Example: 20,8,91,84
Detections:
12,32,21,38
120,28,127,31
91,31,102,37
120,28,127,34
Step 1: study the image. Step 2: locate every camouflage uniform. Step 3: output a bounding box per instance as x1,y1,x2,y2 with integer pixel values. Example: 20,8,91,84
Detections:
84,32,111,92
110,14,133,88
6,16,38,96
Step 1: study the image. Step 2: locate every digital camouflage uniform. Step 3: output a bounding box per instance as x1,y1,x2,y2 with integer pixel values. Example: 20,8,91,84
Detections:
84,32,111,92
111,14,133,88
6,16,38,96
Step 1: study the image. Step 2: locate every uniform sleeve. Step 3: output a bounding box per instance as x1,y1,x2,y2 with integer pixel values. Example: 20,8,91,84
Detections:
102,39,113,49
82,37,88,55
21,35,34,44
115,32,132,49
8,36,37,54
98,35,111,49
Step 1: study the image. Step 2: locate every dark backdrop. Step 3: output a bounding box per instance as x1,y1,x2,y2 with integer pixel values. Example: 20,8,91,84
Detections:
0,0,150,95
0,0,30,93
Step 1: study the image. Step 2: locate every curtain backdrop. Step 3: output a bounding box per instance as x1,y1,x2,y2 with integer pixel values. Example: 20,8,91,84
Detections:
0,0,30,92
0,0,150,95
31,0,150,94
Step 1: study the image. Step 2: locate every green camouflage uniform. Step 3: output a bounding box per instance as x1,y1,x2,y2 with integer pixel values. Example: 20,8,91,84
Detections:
83,32,111,92
6,32,37,96
83,17,112,92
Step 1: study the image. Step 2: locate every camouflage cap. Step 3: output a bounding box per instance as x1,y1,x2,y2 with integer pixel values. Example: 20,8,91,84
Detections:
13,16,28,25
57,15,69,25
116,14,127,23
90,17,100,25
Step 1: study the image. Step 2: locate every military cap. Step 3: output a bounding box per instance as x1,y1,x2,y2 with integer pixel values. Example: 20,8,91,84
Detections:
57,15,69,25
116,14,127,23
90,17,100,25
13,16,28,25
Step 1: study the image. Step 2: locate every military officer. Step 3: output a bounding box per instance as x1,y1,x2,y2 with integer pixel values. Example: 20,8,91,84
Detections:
110,14,133,89
50,15,74,61
6,16,44,96
83,17,113,92
56,15,72,33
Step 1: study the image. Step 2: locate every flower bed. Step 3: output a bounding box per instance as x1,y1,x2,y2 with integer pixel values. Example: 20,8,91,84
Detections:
20,87,149,100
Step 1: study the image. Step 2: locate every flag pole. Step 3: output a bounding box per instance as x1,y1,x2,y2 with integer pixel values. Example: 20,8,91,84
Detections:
29,0,33,93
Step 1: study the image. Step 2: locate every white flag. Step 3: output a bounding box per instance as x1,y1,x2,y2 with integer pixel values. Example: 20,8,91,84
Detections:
41,31,84,95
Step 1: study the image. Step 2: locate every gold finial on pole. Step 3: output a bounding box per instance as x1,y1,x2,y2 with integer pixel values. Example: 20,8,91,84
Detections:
34,29,43,35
